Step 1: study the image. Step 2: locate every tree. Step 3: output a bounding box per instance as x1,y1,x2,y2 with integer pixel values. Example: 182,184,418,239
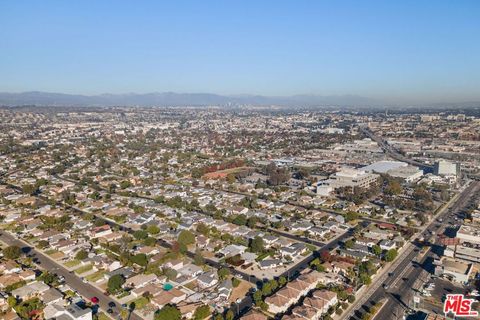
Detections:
233,214,247,226
163,268,178,281
133,230,148,240
359,273,372,285
37,240,49,249
320,250,332,262
371,245,382,256
384,249,398,262
344,239,355,249
266,162,290,186
7,296,17,307
249,236,264,253
217,268,230,280
310,258,321,270
278,276,287,286
247,216,258,228
345,211,359,222
193,250,205,266
38,271,59,286
196,223,210,236
4,245,21,260
261,280,275,296
144,237,156,246
178,230,195,246
232,277,241,288
22,184,38,195
75,250,88,260
107,274,125,293
226,174,236,184
225,310,235,320
384,180,402,196
155,304,181,320
120,180,132,189
131,253,148,267
14,297,43,319
193,305,211,320
253,290,263,304
147,225,160,235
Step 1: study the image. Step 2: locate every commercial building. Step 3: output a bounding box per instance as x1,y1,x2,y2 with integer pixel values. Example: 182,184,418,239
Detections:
434,160,460,177
317,167,379,195
453,246,480,264
361,160,407,173
433,257,472,284
456,225,480,245
362,160,423,183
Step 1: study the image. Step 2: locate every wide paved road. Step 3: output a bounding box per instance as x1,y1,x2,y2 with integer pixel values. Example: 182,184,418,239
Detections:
0,231,142,320
349,180,480,320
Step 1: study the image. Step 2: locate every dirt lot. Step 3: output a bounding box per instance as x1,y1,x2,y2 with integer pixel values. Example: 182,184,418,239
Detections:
202,167,252,180
229,279,253,303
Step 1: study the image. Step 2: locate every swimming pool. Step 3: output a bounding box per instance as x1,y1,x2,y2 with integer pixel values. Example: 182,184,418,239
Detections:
163,283,173,291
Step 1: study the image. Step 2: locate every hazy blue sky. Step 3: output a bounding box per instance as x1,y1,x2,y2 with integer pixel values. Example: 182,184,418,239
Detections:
1,1,480,103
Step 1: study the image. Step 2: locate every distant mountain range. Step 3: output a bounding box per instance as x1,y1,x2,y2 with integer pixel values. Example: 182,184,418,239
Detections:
0,91,380,107
1,91,479,108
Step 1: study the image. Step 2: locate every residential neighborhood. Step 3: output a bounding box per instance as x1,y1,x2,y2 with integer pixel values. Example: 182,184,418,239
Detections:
0,107,480,320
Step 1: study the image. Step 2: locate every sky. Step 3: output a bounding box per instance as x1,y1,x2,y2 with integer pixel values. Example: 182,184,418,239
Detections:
1,1,480,104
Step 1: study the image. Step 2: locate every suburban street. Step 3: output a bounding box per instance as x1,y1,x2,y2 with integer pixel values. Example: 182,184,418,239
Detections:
0,231,142,320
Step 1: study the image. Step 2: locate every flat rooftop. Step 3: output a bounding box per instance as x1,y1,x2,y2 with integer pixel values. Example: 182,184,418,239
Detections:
361,160,407,173
441,257,471,275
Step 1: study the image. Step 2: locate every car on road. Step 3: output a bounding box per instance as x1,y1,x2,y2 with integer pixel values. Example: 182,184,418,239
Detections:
469,290,480,297
108,302,116,308
91,297,99,304
107,308,114,314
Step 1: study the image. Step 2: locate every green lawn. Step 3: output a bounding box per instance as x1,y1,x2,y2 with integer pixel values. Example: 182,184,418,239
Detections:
44,249,59,256
85,270,105,282
64,260,81,268
97,312,111,320
130,296,149,309
255,252,271,262
74,264,93,275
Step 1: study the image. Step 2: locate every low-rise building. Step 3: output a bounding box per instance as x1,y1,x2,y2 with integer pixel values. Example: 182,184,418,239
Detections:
433,257,472,284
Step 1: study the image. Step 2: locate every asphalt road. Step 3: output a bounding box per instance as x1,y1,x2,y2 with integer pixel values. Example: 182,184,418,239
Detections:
360,127,433,170
361,127,480,181
350,180,480,320
0,231,143,320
